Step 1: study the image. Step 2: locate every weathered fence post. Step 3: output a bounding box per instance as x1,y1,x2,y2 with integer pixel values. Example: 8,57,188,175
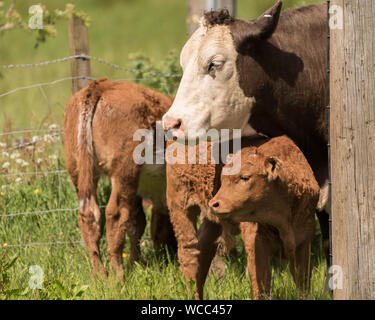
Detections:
187,0,235,37
68,15,91,94
330,0,375,299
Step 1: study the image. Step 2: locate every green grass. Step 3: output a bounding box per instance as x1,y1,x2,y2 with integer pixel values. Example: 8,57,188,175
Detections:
0,130,330,300
0,0,328,300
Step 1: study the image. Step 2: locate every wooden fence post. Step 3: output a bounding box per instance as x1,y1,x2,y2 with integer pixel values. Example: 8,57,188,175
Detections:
187,0,235,37
68,15,91,94
330,0,375,299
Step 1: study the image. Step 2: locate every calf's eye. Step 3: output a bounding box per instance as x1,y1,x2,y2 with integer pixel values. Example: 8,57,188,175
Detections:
240,176,251,182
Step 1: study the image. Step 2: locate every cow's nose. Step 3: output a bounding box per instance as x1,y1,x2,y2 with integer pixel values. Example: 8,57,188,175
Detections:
163,116,183,131
209,199,220,210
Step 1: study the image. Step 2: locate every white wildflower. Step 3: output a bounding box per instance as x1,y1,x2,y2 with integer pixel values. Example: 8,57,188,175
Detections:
32,136,40,143
49,124,58,131
43,134,53,142
16,158,22,164
1,185,7,191
2,162,10,169
36,158,43,164
36,147,44,153
15,177,22,183
21,160,29,167
10,152,20,159
0,142,6,148
1,151,9,158
49,154,58,160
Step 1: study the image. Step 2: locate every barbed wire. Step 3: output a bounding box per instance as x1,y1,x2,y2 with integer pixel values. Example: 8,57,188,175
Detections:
0,128,62,137
4,132,62,152
0,170,67,178
2,207,78,218
1,205,107,218
1,240,84,248
0,54,182,78
0,76,94,99
1,235,152,249
0,76,172,99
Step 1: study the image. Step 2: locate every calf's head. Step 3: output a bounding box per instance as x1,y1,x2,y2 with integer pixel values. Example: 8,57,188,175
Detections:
209,147,283,223
162,1,283,140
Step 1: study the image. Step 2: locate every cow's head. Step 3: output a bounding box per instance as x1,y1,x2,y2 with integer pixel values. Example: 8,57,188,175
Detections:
163,1,283,140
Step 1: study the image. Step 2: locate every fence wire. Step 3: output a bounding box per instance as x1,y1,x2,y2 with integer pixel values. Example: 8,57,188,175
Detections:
0,54,182,78
0,54,166,249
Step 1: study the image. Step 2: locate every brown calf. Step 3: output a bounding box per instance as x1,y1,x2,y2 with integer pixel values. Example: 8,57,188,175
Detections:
209,136,320,298
64,78,176,278
166,136,268,299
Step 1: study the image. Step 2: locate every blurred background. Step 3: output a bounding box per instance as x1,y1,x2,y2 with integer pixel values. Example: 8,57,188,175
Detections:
0,0,321,128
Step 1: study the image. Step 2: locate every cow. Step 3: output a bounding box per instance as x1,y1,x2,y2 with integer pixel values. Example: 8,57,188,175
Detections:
209,136,320,298
162,0,330,265
64,78,176,278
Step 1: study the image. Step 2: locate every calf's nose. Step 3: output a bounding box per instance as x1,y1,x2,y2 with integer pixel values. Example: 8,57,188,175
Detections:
163,116,183,131
209,199,220,211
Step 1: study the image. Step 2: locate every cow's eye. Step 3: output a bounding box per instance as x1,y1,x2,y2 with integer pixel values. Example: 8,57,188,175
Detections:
208,61,222,74
240,175,251,182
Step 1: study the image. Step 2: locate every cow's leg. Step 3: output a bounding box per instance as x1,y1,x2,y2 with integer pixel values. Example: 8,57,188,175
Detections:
293,240,312,296
196,219,222,299
240,222,272,300
77,176,106,276
169,206,200,298
151,206,177,251
105,177,143,279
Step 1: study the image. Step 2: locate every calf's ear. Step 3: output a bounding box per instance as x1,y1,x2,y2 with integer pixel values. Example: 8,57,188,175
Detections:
233,1,282,52
264,156,282,181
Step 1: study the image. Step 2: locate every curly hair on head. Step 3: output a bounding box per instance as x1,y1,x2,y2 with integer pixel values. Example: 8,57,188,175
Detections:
203,9,235,27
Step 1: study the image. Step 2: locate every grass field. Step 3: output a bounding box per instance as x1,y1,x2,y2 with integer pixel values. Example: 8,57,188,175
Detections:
0,0,328,300
0,123,330,300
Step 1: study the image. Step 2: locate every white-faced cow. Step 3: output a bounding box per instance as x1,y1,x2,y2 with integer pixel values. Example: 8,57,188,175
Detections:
162,1,330,263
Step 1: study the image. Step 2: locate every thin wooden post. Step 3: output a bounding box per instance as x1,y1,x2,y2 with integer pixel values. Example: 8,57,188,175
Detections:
187,0,235,37
330,0,375,299
68,15,91,94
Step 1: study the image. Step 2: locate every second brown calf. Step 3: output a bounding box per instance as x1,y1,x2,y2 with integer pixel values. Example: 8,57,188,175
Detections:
210,136,320,298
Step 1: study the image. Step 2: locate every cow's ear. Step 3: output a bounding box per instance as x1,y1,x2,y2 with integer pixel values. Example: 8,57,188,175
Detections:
253,0,282,40
264,156,282,181
233,1,282,52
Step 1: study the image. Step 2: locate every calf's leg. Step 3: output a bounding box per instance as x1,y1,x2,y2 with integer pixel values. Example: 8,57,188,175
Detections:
106,177,145,279
151,206,177,251
196,219,222,299
77,177,106,276
292,241,313,296
169,207,201,298
240,223,272,300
